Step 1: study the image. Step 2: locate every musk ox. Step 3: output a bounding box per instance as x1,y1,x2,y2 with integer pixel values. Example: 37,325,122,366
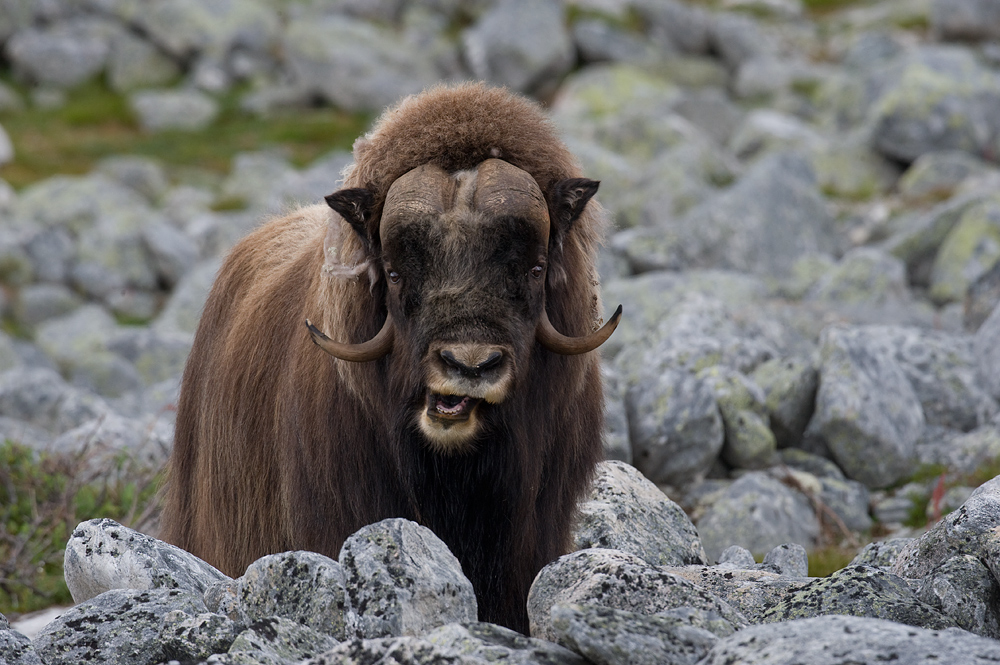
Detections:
160,82,620,633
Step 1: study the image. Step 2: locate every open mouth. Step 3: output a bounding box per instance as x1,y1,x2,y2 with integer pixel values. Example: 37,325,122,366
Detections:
426,392,482,422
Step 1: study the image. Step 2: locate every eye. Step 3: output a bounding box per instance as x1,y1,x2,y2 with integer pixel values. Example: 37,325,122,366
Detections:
388,270,400,284
530,265,544,279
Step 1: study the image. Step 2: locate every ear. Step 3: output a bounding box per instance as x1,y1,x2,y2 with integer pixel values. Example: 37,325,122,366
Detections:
548,178,599,247
326,188,377,251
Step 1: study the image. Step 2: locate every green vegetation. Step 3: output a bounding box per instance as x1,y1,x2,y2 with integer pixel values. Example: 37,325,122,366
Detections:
0,79,370,190
0,439,162,617
808,545,858,577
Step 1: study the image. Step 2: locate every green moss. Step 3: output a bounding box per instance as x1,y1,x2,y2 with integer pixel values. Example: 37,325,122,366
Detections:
0,80,370,189
210,195,251,212
808,546,857,577
0,440,163,617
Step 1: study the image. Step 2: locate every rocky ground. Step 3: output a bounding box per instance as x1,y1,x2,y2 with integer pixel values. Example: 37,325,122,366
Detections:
3,0,1000,663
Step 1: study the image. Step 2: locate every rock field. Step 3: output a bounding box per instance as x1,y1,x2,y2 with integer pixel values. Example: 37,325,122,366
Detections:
3,0,1000,663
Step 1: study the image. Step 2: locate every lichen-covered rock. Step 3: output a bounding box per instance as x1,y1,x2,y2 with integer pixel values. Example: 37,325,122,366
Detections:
283,15,441,112
850,538,916,569
915,554,1000,638
526,548,747,642
892,476,1000,581
695,472,820,563
461,0,574,95
34,588,205,665
0,621,42,665
760,565,956,629
338,518,477,639
6,18,114,88
897,150,997,201
227,616,340,664
229,551,348,640
129,89,220,132
550,603,719,665
301,636,478,665
426,621,584,665
0,366,109,434
698,365,777,469
635,151,837,278
974,303,1000,401
160,610,242,662
930,197,1000,305
625,367,724,487
572,460,708,566
805,247,910,306
750,356,818,448
701,614,1000,665
761,543,809,578
870,47,1000,163
64,519,230,604
663,566,809,624
810,324,924,488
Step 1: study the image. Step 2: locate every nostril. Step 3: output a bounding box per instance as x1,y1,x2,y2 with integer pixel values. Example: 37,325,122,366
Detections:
440,350,465,372
439,348,504,378
477,351,503,372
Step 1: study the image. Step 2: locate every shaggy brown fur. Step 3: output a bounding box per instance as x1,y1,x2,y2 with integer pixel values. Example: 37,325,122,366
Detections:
161,82,609,633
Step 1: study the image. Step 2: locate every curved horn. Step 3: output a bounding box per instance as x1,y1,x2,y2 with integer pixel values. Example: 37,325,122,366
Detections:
306,313,395,362
536,304,622,355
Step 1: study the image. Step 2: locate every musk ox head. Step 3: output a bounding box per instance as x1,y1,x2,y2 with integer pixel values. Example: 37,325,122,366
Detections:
307,158,621,451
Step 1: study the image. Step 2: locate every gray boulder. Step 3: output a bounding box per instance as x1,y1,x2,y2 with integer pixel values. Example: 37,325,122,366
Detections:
0,366,109,434
462,0,573,94
965,260,1000,332
527,548,748,642
930,197,1000,304
701,614,1000,665
160,610,242,662
877,325,997,431
804,247,910,306
0,610,41,664
572,460,708,566
550,603,719,665
695,472,820,563
153,259,221,335
809,325,924,488
227,616,339,664
870,46,1000,163
663,566,810,623
931,0,1000,41
283,15,442,112
750,356,818,448
214,550,349,639
850,538,916,569
898,150,997,201
130,89,220,132
892,476,1000,581
13,283,82,327
915,554,1000,638
302,636,477,665
64,518,230,604
5,18,114,88
975,303,1000,400
339,518,477,638
123,0,281,62
106,30,181,92
34,588,206,665
699,366,778,470
760,565,956,629
625,367,724,487
426,621,585,665
667,151,836,277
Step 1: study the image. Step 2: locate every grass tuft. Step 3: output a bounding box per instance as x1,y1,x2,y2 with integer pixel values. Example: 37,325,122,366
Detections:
0,439,162,617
